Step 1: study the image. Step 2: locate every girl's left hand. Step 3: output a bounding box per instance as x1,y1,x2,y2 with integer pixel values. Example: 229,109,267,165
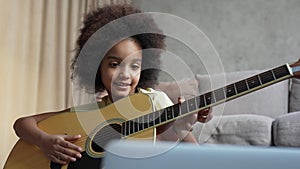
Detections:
197,107,213,123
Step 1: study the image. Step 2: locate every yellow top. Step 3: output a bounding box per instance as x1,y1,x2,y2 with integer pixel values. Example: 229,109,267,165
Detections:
101,88,174,110
71,88,174,112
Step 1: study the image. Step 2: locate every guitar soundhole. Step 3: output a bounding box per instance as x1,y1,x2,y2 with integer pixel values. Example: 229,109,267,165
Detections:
91,123,122,153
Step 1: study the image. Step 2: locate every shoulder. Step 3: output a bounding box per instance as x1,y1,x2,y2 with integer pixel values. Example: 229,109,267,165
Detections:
138,88,173,110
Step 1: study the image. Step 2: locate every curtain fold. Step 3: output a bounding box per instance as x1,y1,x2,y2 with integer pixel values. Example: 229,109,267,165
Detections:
0,0,131,168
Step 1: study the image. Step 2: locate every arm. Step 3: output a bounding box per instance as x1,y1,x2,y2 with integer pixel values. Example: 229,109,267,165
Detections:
14,111,61,146
156,96,212,144
156,119,199,144
13,109,82,164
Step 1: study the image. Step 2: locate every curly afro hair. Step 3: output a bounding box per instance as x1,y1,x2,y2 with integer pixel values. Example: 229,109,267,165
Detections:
71,4,166,94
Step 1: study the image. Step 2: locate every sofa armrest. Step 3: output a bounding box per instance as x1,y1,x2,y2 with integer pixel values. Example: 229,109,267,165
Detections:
289,78,300,112
273,111,300,147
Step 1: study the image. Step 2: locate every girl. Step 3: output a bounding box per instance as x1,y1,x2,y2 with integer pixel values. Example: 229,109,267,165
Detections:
13,4,212,166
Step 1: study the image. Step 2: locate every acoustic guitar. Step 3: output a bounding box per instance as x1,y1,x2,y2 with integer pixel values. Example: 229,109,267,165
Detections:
4,62,300,169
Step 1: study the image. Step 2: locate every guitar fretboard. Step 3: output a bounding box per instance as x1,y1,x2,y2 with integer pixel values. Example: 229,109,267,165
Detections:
121,64,292,137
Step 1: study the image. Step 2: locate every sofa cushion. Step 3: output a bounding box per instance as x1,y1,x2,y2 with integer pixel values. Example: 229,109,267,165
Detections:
289,78,300,112
273,111,300,147
195,71,289,118
192,114,274,146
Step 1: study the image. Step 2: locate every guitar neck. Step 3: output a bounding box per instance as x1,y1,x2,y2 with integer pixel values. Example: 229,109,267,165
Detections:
122,64,294,137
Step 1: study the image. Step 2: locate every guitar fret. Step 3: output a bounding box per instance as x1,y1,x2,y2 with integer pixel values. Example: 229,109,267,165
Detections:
130,120,137,134
153,111,161,125
196,95,206,108
125,121,130,136
121,122,125,136
160,110,167,123
130,121,134,134
203,94,207,106
148,113,154,127
211,91,216,103
130,120,135,134
171,106,175,119
143,115,149,129
131,120,135,134
133,121,139,133
135,118,139,132
233,83,238,95
138,116,144,131
246,80,250,89
271,69,277,80
245,79,250,90
257,74,262,85
173,104,181,118
194,96,198,109
186,100,190,113
126,121,132,135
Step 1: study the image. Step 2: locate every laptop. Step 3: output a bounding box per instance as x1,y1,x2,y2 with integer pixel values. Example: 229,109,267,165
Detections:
103,140,300,169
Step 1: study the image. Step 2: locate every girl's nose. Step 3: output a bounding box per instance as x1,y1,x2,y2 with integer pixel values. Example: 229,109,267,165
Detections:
117,66,130,79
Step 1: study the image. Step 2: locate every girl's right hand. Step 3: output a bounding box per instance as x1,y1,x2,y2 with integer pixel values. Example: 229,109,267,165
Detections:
39,134,82,165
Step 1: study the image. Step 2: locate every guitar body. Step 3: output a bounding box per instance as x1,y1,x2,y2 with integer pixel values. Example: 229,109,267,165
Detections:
4,93,155,169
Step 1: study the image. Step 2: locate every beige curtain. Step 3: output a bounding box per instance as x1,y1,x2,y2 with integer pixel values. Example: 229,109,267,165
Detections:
0,0,131,168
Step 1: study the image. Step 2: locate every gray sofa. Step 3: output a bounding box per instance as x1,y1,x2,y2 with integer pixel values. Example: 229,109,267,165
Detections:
156,71,300,147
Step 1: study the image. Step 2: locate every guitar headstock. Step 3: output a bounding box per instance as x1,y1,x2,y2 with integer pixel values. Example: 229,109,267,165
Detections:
290,59,300,78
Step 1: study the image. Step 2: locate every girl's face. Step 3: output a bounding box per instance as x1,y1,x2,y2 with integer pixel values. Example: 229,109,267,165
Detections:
100,38,142,101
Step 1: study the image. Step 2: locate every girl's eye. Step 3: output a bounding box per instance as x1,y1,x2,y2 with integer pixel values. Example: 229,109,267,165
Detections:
109,62,119,67
131,64,140,70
